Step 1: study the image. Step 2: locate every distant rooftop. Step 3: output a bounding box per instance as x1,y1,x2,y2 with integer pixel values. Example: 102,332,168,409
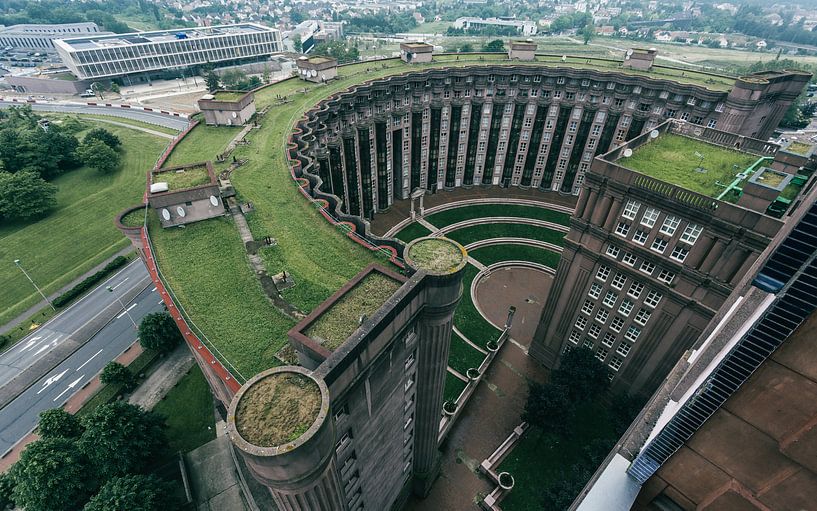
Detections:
620,133,760,198
303,56,335,65
57,23,273,51
304,272,402,351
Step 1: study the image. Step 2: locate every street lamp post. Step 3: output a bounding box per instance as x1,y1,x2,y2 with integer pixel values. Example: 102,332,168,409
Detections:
14,259,55,310
107,286,137,328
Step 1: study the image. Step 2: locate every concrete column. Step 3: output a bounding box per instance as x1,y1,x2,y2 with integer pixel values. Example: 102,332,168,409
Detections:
591,193,612,226
403,237,467,498
698,238,727,275
603,197,622,231
574,187,593,219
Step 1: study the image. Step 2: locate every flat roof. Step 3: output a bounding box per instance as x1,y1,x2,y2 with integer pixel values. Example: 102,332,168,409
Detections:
152,163,212,192
303,56,336,65
619,133,759,198
304,272,402,351
57,23,274,51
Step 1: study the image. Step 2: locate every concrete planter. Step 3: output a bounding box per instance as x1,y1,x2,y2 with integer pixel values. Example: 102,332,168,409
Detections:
486,340,499,353
443,400,457,416
467,368,481,380
498,472,515,490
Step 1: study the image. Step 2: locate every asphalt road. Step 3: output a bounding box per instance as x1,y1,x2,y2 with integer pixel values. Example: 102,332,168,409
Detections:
0,260,150,389
0,282,164,454
0,100,190,131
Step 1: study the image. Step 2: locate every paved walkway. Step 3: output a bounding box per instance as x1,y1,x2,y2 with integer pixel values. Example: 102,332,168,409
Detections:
0,247,134,335
129,344,195,410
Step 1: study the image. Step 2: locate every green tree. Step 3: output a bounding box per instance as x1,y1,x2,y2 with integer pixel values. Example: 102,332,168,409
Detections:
292,33,303,53
0,472,14,511
312,41,360,64
138,312,183,354
38,408,84,439
90,82,104,99
0,334,9,350
83,474,179,511
79,402,167,477
540,464,593,511
522,382,573,434
551,348,610,401
0,171,57,220
460,42,474,52
204,71,220,92
482,39,505,52
582,23,595,44
100,362,137,392
10,438,97,511
77,139,120,174
83,128,121,150
110,82,120,94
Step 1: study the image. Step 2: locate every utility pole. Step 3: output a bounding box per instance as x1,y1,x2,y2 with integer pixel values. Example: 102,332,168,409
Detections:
14,259,55,310
108,286,137,328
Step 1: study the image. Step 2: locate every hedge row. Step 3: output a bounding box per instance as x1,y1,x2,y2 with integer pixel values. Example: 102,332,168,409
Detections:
53,256,129,308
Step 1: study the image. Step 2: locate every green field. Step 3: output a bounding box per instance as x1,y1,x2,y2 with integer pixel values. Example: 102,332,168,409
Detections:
454,264,501,347
448,332,486,375
444,371,467,404
426,204,571,229
446,223,567,247
0,123,166,327
54,114,181,136
164,124,241,167
153,365,217,454
469,244,561,269
394,222,433,243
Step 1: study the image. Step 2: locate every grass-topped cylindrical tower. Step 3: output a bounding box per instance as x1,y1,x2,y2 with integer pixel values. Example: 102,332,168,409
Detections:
227,366,342,510
403,237,467,497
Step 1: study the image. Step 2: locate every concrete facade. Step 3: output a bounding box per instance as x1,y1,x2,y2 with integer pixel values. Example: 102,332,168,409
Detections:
198,91,257,126
147,162,226,227
400,43,433,64
228,238,467,510
296,56,338,83
529,120,810,398
623,48,657,71
508,40,537,61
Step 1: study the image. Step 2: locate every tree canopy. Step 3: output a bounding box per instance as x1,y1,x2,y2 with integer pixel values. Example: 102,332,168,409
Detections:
84,128,121,150
82,475,179,511
312,40,360,64
138,311,183,354
100,362,137,391
551,347,610,401
0,171,57,220
77,139,120,174
37,408,84,439
522,382,573,435
482,39,506,52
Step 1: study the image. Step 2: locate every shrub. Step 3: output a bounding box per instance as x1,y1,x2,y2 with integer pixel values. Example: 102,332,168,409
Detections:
52,256,128,308
100,362,136,392
138,312,183,354
83,128,121,150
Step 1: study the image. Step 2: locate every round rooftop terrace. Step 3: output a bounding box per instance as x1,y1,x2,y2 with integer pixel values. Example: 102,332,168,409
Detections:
228,366,329,453
404,237,468,276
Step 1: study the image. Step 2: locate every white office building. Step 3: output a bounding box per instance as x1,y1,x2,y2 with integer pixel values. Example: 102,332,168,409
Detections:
54,23,283,80
452,17,538,36
0,23,100,53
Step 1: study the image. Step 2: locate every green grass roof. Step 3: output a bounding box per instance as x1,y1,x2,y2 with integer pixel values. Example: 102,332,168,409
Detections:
154,164,210,191
213,91,247,101
304,272,402,351
622,133,759,198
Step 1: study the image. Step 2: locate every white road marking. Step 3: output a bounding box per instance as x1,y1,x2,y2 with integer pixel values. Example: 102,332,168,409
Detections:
53,375,84,402
151,287,157,292
76,349,103,372
158,299,164,305
110,277,129,290
116,303,138,319
36,369,68,394
33,344,50,356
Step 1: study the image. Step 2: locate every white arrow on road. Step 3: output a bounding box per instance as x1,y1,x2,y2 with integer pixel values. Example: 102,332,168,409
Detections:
53,375,84,402
36,369,68,395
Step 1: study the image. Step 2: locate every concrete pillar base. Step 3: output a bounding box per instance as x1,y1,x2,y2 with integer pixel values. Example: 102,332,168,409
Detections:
412,455,442,498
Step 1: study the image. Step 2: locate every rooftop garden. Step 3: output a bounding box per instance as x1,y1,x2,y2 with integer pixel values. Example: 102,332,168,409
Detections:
786,141,812,155
119,206,146,228
305,56,335,65
622,133,759,198
304,272,402,351
235,372,321,447
407,238,466,274
212,91,247,102
153,164,210,191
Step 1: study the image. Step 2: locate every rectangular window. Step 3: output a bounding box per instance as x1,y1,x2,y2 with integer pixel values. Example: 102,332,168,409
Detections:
622,252,637,266
595,347,608,362
633,230,649,245
644,290,662,308
657,269,675,284
660,215,680,235
606,245,620,258
404,353,415,370
680,223,703,245
575,316,588,331
639,261,655,275
603,291,618,308
628,282,644,299
616,343,631,357
651,238,668,253
611,273,627,290
569,330,581,344
588,282,603,299
640,207,660,227
609,357,623,371
670,245,689,262
595,309,609,324
616,222,631,237
602,332,616,347
404,376,414,391
582,299,595,315
588,324,601,339
596,265,611,282
622,200,641,220
634,309,651,326
610,316,625,333
583,338,594,349
619,299,634,317
625,326,641,342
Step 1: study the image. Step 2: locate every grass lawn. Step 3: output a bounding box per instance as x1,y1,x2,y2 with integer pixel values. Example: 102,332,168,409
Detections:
164,124,241,167
624,133,759,198
0,124,166,328
57,113,181,136
153,365,217,454
156,164,211,191
446,223,566,247
498,402,618,511
427,204,570,228
455,264,500,347
469,244,561,269
448,332,486,375
147,215,292,378
394,222,433,243
444,371,467,403
410,20,452,33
